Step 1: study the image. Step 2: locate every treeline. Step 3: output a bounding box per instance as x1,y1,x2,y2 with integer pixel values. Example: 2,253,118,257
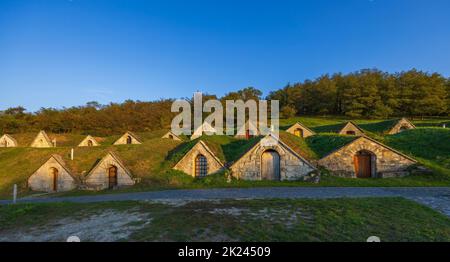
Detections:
269,69,449,118
0,69,449,135
0,88,264,135
0,100,176,136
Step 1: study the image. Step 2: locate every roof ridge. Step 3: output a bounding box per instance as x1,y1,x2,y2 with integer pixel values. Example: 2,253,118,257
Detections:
230,132,316,170
319,135,417,162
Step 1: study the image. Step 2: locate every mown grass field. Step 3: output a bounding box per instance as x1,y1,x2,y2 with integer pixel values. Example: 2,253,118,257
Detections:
0,116,449,199
1,198,449,242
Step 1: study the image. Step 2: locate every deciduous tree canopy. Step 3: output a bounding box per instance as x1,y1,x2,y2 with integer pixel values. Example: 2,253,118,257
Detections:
0,69,448,134
268,69,449,118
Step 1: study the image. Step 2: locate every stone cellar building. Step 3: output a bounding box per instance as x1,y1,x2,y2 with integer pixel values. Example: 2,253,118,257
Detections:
318,136,417,178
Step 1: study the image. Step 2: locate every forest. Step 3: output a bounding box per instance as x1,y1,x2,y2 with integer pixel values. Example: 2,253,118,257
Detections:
1,69,449,135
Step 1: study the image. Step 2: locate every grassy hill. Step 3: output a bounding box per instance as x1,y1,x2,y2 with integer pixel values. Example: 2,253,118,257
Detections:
280,116,447,134
383,128,450,177
1,116,449,199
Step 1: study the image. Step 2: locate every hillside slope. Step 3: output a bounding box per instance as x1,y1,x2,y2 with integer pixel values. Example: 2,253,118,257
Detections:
1,117,450,198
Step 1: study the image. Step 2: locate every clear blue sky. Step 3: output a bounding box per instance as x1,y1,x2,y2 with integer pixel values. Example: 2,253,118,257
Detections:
1,0,449,112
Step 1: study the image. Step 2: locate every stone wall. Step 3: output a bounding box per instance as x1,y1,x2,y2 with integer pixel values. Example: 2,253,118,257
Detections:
388,119,415,134
28,157,77,192
338,123,364,136
318,137,416,178
231,136,316,181
162,132,182,141
0,135,17,147
286,123,315,138
30,132,53,148
174,142,224,176
78,136,99,146
114,133,141,145
84,154,135,190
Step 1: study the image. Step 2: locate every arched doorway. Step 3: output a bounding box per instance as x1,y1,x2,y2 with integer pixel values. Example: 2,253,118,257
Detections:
354,151,375,178
261,150,281,181
168,134,173,139
108,166,118,189
50,167,59,191
195,154,208,177
294,128,303,138
87,140,93,147
126,136,132,144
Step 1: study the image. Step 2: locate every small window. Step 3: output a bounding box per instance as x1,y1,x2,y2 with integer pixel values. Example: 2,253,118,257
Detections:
126,136,132,144
346,131,356,135
195,154,208,177
294,128,303,137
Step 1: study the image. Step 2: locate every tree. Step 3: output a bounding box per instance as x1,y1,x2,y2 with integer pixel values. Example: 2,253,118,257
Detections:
4,106,26,116
221,87,262,102
280,105,297,119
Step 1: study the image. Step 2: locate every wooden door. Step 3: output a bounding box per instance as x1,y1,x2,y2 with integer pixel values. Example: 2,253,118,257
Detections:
51,168,58,191
108,166,118,189
261,150,280,181
354,154,371,178
245,129,250,139
294,128,303,137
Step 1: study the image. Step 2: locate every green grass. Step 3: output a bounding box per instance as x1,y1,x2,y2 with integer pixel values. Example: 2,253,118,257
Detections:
1,116,450,200
280,116,449,134
166,135,260,164
0,131,183,198
305,134,356,158
1,198,449,242
383,128,450,177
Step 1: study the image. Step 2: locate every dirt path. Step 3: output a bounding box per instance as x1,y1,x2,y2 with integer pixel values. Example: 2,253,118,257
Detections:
2,187,450,216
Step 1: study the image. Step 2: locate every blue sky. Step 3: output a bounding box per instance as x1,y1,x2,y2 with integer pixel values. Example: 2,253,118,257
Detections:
1,0,450,112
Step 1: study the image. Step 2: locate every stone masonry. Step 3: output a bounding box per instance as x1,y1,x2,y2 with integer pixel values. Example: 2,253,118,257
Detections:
173,140,224,176
78,135,100,147
286,122,316,138
113,131,142,145
388,118,416,135
338,122,365,136
84,152,135,190
30,130,53,148
318,136,417,178
0,134,18,147
230,134,316,181
28,155,77,192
